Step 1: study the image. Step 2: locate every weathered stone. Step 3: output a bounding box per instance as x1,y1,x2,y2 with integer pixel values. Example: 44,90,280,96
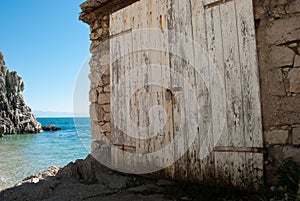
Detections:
98,93,110,105
282,146,300,165
288,68,300,93
103,85,110,93
294,55,300,67
286,0,300,14
101,122,111,133
101,74,110,85
102,104,111,113
91,121,102,139
269,46,295,68
104,113,111,122
292,127,300,145
90,28,103,40
100,53,110,67
288,43,297,48
0,51,41,135
267,69,286,96
267,16,300,45
89,88,98,103
265,130,289,145
42,124,61,132
90,103,105,121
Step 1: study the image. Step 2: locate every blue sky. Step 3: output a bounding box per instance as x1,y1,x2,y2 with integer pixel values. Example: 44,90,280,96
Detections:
0,0,90,117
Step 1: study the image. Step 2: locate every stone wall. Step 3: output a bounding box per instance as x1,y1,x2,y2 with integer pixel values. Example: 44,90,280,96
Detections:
254,0,300,184
85,14,112,153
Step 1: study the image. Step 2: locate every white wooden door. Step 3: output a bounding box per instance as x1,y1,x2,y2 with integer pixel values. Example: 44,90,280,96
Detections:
109,0,264,188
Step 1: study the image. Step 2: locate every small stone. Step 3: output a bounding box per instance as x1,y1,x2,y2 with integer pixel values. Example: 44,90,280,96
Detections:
89,89,98,103
101,123,111,133
292,127,300,145
269,46,295,68
102,104,111,113
103,113,111,122
103,85,110,93
97,93,110,105
265,130,289,145
288,68,300,93
282,67,290,72
288,43,298,48
294,55,300,67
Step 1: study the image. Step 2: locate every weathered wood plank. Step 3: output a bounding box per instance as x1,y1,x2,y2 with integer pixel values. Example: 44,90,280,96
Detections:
178,0,202,183
235,0,263,148
192,0,215,183
205,5,227,148
219,1,244,148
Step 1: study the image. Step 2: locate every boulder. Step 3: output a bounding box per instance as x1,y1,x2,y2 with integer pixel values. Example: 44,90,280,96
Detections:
42,124,62,131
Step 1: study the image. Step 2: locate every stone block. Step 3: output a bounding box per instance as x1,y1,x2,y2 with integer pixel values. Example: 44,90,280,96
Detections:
267,16,300,45
294,55,300,67
99,54,110,67
101,74,110,85
292,127,300,145
288,68,300,93
103,85,110,93
267,69,286,96
265,130,289,145
101,122,111,133
98,93,110,105
269,46,295,68
90,103,105,121
102,104,111,113
286,0,300,14
104,113,111,122
282,146,300,166
91,121,103,139
89,89,98,103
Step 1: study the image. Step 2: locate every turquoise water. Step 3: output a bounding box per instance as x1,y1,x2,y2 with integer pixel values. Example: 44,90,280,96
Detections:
0,117,91,190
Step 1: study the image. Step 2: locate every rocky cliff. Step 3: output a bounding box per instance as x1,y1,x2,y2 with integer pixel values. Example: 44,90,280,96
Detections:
0,51,41,136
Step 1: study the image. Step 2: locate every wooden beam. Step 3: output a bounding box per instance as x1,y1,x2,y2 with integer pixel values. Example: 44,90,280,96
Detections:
80,0,140,24
214,146,266,153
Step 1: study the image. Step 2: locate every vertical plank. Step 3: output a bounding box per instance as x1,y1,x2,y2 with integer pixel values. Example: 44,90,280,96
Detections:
122,5,135,170
110,10,122,168
235,0,263,148
179,0,202,183
205,5,224,183
192,0,215,183
159,0,175,179
131,0,144,157
219,1,244,148
235,0,263,187
167,0,189,181
245,153,264,188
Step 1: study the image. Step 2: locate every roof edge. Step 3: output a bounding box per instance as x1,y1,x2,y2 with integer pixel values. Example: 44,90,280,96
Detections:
79,0,140,24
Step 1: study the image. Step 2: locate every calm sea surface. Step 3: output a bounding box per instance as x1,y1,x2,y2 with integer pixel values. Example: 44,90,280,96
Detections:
0,117,91,190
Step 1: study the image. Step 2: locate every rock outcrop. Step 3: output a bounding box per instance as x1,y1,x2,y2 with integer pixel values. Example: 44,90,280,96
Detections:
0,51,41,135
42,124,61,131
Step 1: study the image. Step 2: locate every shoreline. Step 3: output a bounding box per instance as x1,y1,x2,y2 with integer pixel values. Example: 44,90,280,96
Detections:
1,155,293,201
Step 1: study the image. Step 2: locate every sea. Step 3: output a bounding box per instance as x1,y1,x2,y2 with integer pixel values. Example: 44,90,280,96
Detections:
0,117,91,191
